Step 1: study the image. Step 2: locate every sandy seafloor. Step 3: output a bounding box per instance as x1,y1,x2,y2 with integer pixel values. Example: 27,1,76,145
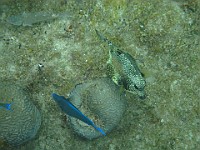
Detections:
0,0,200,149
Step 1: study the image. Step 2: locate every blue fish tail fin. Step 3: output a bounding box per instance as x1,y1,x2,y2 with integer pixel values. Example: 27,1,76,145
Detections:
5,103,13,111
92,124,106,136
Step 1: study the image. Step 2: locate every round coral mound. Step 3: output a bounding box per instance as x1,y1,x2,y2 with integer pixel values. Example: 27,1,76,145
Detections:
0,81,41,146
68,77,126,139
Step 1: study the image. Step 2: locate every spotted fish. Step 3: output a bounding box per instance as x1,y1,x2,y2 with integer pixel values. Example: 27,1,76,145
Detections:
95,29,146,99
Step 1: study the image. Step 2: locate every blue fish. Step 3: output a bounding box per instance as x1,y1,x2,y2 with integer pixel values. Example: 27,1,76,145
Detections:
51,93,106,136
0,102,13,111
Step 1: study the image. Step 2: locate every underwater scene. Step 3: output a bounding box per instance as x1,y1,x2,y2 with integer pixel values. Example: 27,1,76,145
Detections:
0,0,200,149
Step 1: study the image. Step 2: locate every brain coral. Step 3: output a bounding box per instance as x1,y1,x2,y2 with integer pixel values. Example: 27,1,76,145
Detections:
0,81,41,146
68,77,126,139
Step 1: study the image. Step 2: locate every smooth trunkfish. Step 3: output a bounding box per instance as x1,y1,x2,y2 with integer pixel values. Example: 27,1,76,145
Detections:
95,29,146,99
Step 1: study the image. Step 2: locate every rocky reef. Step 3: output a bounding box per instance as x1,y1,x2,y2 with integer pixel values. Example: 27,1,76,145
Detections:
68,78,126,139
0,81,41,146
